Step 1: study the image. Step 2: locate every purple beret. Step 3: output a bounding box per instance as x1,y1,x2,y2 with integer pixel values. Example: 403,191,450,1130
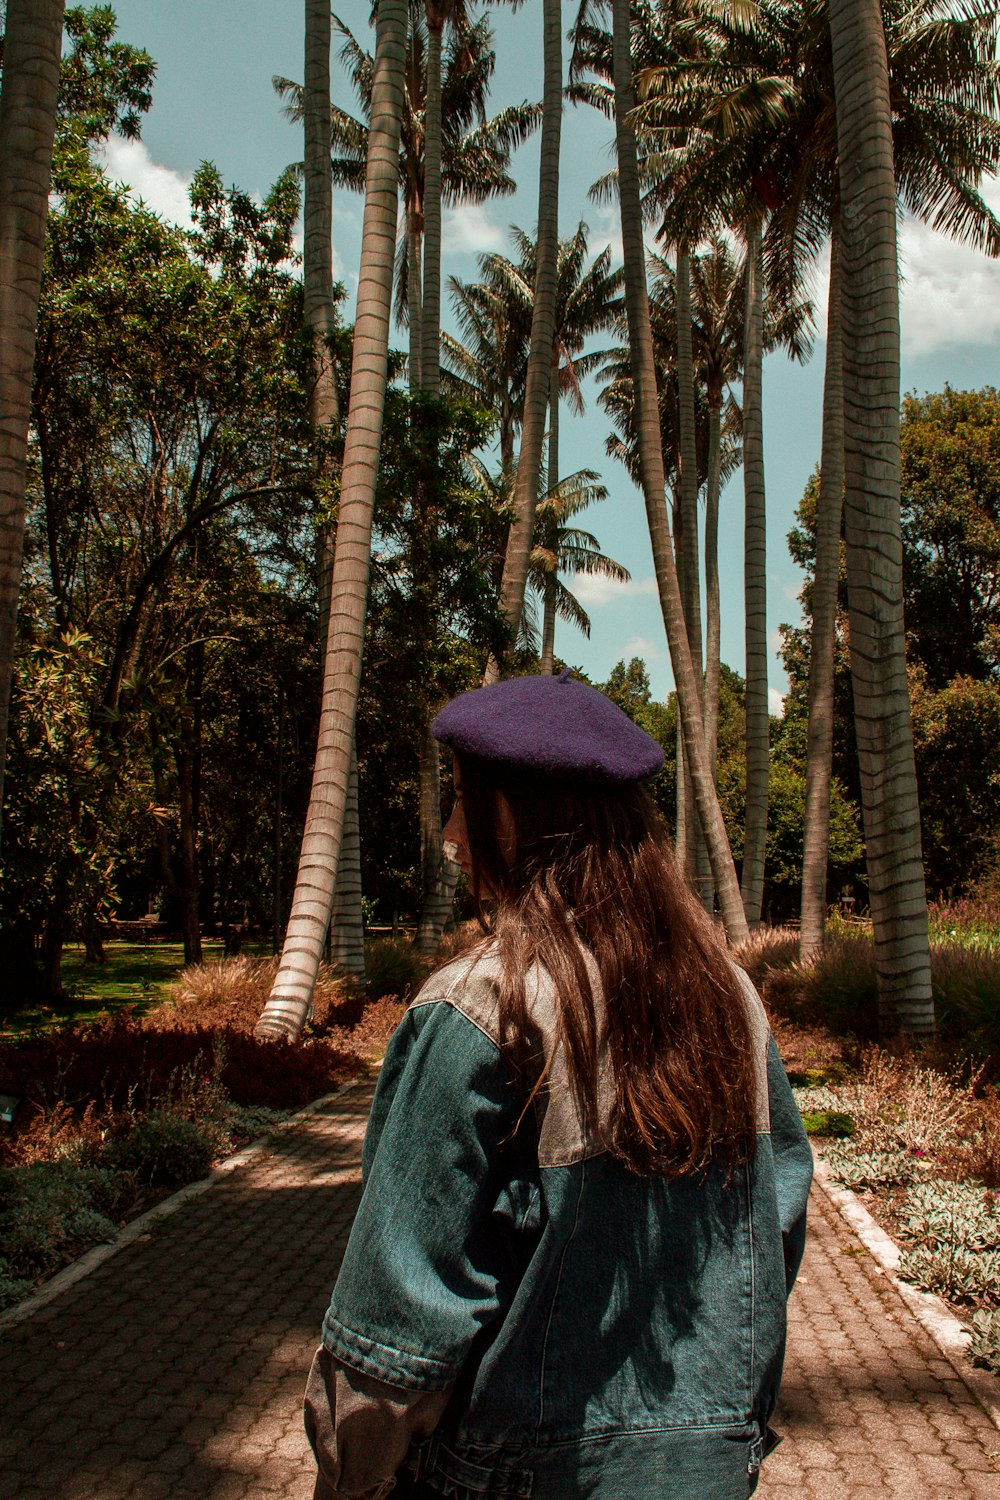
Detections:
432,670,664,782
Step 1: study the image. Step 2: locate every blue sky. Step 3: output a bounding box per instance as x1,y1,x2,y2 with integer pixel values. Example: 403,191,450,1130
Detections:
102,0,1000,706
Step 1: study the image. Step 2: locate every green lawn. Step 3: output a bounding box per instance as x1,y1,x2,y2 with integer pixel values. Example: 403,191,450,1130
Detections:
2,941,251,1035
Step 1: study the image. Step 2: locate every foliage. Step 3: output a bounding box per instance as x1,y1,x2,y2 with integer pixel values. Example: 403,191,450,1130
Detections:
364,938,429,1002
0,628,121,1002
970,1307,1000,1374
900,387,1000,687
910,671,1000,896
800,1111,855,1138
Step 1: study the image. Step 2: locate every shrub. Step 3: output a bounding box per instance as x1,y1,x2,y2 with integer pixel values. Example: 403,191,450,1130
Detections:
823,1144,916,1190
162,956,349,1032
970,1307,1000,1373
365,938,427,1001
898,1243,1000,1303
735,927,800,989
0,1159,129,1279
101,1110,216,1188
900,1179,1000,1253
801,1111,855,1138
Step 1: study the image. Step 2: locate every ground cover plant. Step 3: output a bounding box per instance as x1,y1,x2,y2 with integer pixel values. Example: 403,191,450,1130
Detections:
743,907,1000,1377
0,952,410,1313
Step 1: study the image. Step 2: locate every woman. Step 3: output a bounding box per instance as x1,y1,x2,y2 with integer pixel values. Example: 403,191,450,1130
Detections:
305,671,812,1499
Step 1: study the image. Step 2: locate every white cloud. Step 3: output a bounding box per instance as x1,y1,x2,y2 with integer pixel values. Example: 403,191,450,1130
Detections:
804,174,1000,357
95,135,193,226
621,634,664,661
572,572,659,607
441,203,506,255
899,176,1000,356
769,687,785,717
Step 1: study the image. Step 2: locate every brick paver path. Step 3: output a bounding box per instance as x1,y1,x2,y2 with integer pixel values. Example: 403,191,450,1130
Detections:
3,1077,999,1499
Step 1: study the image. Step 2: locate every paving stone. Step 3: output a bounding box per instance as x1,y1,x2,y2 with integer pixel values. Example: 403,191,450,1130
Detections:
3,1079,999,1499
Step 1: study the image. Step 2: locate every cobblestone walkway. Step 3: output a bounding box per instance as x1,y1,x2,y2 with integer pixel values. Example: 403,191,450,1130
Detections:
2,1077,998,1499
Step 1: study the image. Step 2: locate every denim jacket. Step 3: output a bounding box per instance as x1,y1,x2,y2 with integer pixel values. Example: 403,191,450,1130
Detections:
317,946,813,1500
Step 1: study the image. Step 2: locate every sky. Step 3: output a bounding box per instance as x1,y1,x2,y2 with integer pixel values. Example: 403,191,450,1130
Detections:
99,0,1000,709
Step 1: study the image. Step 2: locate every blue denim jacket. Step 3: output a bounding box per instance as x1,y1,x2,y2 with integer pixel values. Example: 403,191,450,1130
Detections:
321,948,813,1500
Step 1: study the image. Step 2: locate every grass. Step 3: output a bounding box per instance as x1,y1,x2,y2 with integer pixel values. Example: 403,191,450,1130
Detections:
4,940,271,1036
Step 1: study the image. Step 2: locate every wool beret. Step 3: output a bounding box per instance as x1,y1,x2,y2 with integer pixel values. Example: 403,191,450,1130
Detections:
432,670,664,782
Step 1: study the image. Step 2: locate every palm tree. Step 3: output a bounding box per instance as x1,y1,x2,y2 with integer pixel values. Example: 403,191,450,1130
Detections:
0,0,65,822
301,0,366,980
610,0,748,945
828,0,931,1031
258,0,408,1039
442,271,531,470
636,0,1000,1008
528,472,629,668
469,223,623,673
276,9,537,379
486,0,564,681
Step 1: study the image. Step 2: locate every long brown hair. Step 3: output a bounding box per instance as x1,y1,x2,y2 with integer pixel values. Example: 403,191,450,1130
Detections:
456,752,758,1177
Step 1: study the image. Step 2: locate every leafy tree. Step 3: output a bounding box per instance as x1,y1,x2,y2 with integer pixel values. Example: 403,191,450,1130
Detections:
910,671,1000,897
901,386,1000,687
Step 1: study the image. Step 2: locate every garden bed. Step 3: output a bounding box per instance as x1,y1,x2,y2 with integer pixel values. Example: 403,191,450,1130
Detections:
0,954,408,1313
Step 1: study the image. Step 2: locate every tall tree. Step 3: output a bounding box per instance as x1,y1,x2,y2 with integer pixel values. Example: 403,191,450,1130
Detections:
486,0,563,679
611,0,748,944
828,0,932,1031
258,0,408,1039
0,0,65,821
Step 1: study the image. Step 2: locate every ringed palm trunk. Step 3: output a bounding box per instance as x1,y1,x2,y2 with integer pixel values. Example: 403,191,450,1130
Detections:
828,0,933,1032
485,0,562,680
612,0,748,946
675,244,705,894
330,746,366,976
741,217,768,928
413,10,453,954
305,0,364,977
0,0,64,822
420,7,444,395
540,361,559,674
702,390,723,910
258,0,408,1039
799,217,844,961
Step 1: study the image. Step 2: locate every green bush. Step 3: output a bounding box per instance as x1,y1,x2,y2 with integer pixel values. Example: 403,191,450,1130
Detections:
801,1110,855,1138
101,1110,216,1188
365,938,426,1001
0,1159,128,1281
970,1307,1000,1373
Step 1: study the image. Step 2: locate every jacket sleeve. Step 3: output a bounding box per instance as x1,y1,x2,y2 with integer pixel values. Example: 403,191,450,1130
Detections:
322,999,522,1389
765,1035,813,1294
304,1345,449,1499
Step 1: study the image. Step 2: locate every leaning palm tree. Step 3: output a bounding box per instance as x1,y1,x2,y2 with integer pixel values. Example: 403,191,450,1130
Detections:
258,0,408,1039
0,0,65,821
610,0,749,944
301,0,366,979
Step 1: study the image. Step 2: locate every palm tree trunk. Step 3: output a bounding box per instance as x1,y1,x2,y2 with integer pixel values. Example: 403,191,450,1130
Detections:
0,0,64,824
675,243,705,893
612,0,748,946
828,0,933,1032
329,745,366,976
540,361,559,674
420,8,443,395
416,723,455,954
800,216,844,960
304,0,340,433
257,0,408,1039
701,392,722,911
407,217,423,392
741,216,768,928
486,0,561,680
